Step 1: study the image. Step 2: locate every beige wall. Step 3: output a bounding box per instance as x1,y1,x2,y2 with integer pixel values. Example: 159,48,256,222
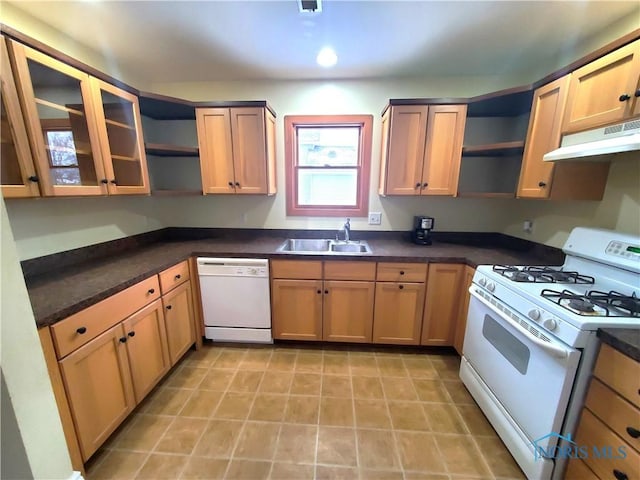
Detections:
2,4,639,261
0,195,73,479
503,159,640,248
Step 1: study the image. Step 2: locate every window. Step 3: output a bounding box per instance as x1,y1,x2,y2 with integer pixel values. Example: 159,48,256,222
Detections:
42,119,82,185
284,115,373,216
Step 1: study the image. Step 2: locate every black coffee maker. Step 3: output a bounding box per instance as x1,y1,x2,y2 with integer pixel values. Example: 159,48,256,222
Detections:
411,216,434,245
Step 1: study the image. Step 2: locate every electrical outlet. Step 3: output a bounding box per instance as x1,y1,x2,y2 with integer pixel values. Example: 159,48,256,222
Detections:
523,220,533,233
368,212,382,225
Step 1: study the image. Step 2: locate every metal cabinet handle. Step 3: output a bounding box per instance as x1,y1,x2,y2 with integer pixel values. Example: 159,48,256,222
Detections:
110,179,117,185
76,327,87,334
415,182,421,188
538,181,547,187
128,331,135,337
166,305,172,310
422,182,428,188
317,289,321,294
119,336,127,343
619,94,631,102
635,89,640,98
228,181,234,187
399,285,404,289
100,179,109,184
626,426,640,438
324,290,329,294
235,182,240,188
613,470,628,480
148,288,155,294
28,175,39,183
400,271,405,275
175,274,181,280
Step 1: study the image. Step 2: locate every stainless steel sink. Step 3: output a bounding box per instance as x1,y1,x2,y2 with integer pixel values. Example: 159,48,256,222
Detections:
278,239,332,252
330,243,371,253
276,239,372,255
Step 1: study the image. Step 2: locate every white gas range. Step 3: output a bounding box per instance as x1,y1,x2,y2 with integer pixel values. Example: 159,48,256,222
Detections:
459,227,640,480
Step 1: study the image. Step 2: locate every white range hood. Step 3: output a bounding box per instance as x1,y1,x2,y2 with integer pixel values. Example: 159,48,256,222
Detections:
543,119,640,161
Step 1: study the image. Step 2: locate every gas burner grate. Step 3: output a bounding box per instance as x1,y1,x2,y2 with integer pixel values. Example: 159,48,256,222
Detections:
541,289,639,317
586,290,640,317
493,265,595,284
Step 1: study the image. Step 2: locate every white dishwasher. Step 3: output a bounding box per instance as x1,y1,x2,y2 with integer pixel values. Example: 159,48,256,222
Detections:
197,258,272,343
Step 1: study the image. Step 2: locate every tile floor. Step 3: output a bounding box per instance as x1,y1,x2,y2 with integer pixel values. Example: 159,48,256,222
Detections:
85,344,526,480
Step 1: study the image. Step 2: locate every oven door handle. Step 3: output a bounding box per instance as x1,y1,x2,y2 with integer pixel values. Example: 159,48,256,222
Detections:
469,287,570,359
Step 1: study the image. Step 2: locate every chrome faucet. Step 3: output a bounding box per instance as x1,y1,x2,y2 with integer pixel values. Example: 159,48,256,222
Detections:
338,218,351,242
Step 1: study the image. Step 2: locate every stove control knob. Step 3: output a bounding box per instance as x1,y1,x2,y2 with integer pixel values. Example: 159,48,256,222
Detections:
528,309,541,321
543,318,558,331
487,282,496,292
478,278,487,287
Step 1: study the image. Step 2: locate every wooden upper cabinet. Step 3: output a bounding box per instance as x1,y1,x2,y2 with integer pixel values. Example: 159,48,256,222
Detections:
379,104,466,196
518,76,610,201
90,78,149,195
9,40,107,196
380,105,428,195
518,77,569,199
1,35,40,198
197,106,276,195
421,263,464,346
422,105,467,195
563,39,640,133
8,39,149,197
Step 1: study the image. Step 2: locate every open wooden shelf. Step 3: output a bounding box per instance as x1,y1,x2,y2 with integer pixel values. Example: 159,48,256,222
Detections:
151,189,202,196
145,143,199,157
462,141,525,157
457,192,515,198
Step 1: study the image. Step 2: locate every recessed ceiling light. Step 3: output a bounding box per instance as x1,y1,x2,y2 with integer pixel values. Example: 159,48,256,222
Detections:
316,47,337,68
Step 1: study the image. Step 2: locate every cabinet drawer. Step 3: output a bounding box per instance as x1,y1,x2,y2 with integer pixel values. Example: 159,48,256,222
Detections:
593,343,640,409
51,276,160,359
586,377,640,453
376,262,427,282
564,458,599,480
576,409,640,480
324,261,376,281
271,260,322,279
159,260,190,294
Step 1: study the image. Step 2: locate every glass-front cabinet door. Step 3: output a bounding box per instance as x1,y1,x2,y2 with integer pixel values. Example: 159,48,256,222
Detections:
90,78,149,194
9,41,107,196
1,36,40,198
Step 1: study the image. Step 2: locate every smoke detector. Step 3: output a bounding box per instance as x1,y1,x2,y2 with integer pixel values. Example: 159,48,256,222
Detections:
298,0,322,13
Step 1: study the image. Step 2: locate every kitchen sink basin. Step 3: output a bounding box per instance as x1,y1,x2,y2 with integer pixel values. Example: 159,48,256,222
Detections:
277,239,372,255
278,239,332,252
330,243,371,253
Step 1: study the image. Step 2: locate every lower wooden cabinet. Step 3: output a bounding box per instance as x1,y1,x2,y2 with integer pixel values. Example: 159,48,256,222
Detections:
373,281,425,345
162,281,196,365
122,299,170,402
421,263,465,346
39,265,198,467
323,280,375,343
272,279,323,341
271,260,376,342
453,266,475,355
569,343,640,480
59,323,135,461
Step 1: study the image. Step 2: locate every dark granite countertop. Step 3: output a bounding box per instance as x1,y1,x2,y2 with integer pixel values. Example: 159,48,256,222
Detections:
598,328,640,363
25,231,564,329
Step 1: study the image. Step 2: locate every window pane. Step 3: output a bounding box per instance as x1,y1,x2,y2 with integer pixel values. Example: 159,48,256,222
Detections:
297,127,359,167
298,168,357,206
46,131,78,166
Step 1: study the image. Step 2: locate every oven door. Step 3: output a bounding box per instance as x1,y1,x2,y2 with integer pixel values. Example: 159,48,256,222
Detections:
463,286,581,451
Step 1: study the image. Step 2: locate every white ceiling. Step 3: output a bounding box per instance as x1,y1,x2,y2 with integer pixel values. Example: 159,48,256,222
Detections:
8,1,640,83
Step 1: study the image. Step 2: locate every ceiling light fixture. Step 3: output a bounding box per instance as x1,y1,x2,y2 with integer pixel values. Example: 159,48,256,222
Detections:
298,0,322,13
316,47,337,68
